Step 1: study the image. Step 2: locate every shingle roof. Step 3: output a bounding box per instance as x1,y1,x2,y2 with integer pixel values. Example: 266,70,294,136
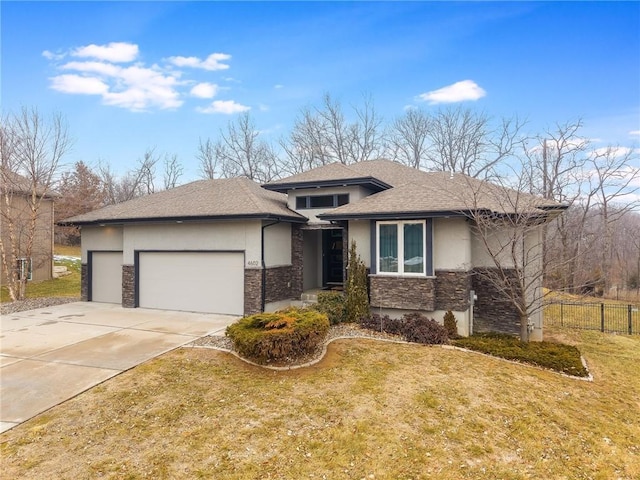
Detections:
61,177,306,225
264,159,565,219
0,170,51,197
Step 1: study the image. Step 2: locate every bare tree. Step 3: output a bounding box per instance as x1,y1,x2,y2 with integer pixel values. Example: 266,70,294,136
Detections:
387,108,430,169
0,107,71,300
196,138,219,179
587,146,640,292
457,168,565,342
163,153,183,190
98,148,162,205
425,107,525,179
213,112,280,183
522,121,591,293
280,93,385,174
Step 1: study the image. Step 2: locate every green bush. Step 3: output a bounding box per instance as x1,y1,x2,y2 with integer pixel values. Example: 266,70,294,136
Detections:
314,291,347,325
226,307,330,364
452,333,589,377
443,310,459,338
345,240,369,323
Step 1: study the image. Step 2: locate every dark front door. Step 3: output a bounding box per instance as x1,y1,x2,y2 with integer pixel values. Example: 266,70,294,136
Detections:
322,229,343,287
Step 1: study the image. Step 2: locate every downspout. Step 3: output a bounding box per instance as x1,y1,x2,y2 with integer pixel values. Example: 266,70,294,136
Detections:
261,219,281,312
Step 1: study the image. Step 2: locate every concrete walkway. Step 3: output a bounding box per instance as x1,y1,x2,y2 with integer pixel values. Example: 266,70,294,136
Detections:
0,302,237,433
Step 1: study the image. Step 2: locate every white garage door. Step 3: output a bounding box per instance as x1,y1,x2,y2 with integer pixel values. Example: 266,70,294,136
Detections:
138,251,244,315
91,251,122,304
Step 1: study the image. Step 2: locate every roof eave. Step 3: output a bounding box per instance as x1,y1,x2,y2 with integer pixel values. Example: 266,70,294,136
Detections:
58,212,308,227
318,210,471,221
262,177,392,193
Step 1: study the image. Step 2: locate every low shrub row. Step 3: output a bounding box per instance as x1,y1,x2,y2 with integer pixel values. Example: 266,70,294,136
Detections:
226,307,330,364
452,332,589,377
359,312,450,345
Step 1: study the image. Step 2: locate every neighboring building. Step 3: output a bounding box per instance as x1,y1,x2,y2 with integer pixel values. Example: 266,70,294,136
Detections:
0,171,54,285
61,160,565,339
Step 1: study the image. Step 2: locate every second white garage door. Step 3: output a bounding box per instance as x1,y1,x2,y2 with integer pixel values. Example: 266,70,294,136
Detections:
138,251,244,315
91,251,123,304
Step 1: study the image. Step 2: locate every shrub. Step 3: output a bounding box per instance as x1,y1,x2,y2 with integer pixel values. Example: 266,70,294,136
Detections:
359,313,404,335
443,310,459,338
360,312,449,345
402,313,449,345
452,333,589,377
345,240,369,323
314,291,347,325
226,307,330,364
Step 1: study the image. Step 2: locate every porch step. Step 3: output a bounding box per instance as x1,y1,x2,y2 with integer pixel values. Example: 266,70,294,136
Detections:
301,292,318,304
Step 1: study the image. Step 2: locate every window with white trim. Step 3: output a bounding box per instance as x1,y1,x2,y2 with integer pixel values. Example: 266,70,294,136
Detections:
376,220,429,275
17,257,32,281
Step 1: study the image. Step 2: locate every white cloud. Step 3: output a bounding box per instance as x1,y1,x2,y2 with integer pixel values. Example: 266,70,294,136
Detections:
42,50,65,61
630,130,640,136
50,60,183,111
274,84,284,89
592,146,634,158
197,100,250,114
45,43,237,112
72,42,139,63
61,61,121,77
190,82,219,99
50,74,109,95
167,53,231,71
417,80,486,104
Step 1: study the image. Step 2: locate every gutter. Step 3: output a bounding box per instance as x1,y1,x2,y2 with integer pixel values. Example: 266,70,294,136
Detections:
261,219,281,312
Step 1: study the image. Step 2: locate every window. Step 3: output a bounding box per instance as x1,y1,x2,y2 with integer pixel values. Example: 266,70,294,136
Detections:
296,194,349,209
377,221,430,275
17,257,32,281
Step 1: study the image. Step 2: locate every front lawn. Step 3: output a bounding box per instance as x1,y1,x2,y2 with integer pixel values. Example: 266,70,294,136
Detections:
1,327,638,479
0,245,81,303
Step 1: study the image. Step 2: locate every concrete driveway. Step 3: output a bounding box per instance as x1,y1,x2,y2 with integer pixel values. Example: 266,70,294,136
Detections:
0,302,237,433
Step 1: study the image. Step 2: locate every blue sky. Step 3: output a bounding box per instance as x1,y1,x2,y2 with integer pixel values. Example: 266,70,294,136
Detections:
2,1,639,180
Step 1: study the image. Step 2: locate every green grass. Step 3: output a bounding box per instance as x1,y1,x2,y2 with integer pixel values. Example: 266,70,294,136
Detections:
1,329,639,479
1,245,81,303
544,290,640,335
452,332,589,377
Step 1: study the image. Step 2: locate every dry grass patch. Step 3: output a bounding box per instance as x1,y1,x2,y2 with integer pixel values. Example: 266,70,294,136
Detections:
1,331,639,479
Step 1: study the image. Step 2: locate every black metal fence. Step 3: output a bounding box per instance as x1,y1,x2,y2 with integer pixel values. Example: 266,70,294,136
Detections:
545,301,640,335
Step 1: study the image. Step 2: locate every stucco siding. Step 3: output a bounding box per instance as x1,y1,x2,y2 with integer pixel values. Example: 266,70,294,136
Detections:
348,219,371,268
121,221,261,266
81,226,124,260
287,186,372,223
471,225,518,268
264,222,292,267
433,217,470,270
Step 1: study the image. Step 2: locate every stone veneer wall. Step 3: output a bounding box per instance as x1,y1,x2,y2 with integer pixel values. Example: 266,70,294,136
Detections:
122,265,135,308
435,270,471,311
370,276,435,311
265,266,294,303
291,225,304,298
244,268,262,316
81,264,89,301
472,268,520,335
